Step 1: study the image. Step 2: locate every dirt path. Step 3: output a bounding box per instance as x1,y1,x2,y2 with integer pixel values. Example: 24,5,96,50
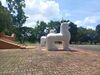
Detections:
0,46,100,75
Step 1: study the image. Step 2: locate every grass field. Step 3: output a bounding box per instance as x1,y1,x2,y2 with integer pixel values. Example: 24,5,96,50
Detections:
70,45,100,52
0,45,100,75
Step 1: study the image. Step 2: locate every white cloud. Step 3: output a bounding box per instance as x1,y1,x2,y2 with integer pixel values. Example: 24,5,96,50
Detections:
24,0,61,27
74,20,82,27
1,0,7,7
86,26,96,30
74,15,100,29
1,0,71,27
65,13,71,17
24,14,49,27
84,16,100,24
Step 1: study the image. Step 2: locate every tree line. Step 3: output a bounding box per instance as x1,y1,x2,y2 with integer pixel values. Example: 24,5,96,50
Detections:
30,21,100,44
0,0,100,44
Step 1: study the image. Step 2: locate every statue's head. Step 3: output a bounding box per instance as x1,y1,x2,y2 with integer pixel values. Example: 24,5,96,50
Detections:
50,29,55,33
61,22,70,30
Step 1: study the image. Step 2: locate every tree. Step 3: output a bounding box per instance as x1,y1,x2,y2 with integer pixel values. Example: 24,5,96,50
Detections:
48,21,60,33
16,26,34,43
69,22,78,43
6,0,28,43
96,24,100,35
0,1,12,33
77,27,87,42
34,21,47,42
77,27,96,44
6,0,27,27
95,24,100,43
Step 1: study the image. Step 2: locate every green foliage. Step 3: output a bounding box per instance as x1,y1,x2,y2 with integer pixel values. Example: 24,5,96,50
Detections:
0,2,12,33
96,24,100,35
77,27,96,44
6,0,27,43
95,24,100,42
34,21,47,41
31,20,99,44
69,22,78,43
33,21,61,42
15,26,35,43
48,21,60,33
6,0,27,27
1,0,100,44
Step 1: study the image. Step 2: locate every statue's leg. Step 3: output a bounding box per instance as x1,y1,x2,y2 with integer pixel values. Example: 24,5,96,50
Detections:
46,36,57,50
63,40,70,50
40,37,46,47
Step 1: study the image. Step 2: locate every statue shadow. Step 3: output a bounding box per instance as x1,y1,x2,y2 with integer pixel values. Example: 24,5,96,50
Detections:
48,48,78,52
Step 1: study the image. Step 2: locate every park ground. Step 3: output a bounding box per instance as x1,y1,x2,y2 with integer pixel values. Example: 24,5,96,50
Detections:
0,45,100,75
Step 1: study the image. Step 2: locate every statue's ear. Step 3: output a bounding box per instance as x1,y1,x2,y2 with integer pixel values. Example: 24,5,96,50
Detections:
67,21,71,25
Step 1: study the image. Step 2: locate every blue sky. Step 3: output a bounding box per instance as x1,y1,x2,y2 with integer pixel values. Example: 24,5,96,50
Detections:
1,0,100,29
57,0,100,19
56,0,100,29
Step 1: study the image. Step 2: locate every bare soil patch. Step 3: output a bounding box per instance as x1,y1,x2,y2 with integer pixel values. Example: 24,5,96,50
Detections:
0,45,100,75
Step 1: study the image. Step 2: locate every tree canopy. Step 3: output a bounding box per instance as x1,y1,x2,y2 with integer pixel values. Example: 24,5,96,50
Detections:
6,0,27,27
96,24,100,35
5,0,27,43
0,1,12,33
0,0,100,44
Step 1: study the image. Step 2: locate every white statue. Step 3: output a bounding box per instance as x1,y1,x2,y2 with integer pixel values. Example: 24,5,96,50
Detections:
40,36,46,47
40,29,55,47
40,21,71,51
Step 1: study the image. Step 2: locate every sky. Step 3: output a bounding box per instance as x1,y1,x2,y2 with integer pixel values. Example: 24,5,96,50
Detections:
1,0,100,29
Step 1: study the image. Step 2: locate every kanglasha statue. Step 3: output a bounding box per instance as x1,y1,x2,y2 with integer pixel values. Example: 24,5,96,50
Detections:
40,36,46,47
40,29,56,47
40,21,71,51
46,22,71,50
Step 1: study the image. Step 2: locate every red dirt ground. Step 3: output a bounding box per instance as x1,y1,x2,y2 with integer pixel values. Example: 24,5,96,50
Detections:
0,45,100,75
